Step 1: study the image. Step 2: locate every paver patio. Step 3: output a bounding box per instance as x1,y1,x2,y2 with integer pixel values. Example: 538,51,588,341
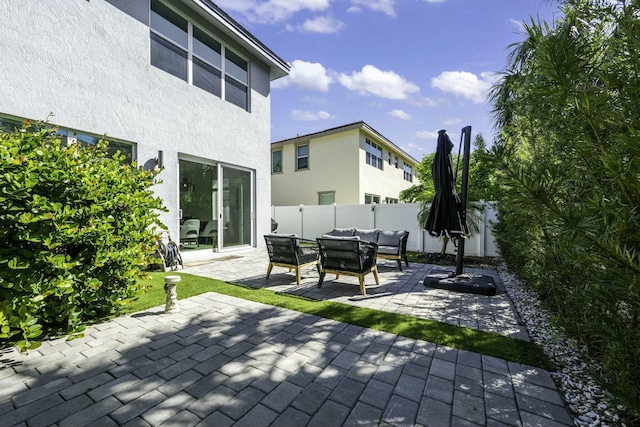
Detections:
0,249,574,426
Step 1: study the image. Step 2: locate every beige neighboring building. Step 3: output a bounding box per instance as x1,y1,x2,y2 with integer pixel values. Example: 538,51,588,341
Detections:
271,121,419,206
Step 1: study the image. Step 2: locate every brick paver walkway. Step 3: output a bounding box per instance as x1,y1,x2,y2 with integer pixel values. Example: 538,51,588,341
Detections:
0,249,574,426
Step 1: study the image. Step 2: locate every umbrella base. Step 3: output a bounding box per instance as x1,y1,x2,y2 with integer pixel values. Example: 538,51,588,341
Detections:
423,270,496,296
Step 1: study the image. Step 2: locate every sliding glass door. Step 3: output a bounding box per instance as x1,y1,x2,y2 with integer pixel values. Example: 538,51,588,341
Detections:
178,158,253,251
221,165,252,248
178,159,218,250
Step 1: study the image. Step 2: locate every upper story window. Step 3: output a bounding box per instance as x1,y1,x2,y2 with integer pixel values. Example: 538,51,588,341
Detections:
150,0,250,110
272,149,282,173
365,139,382,170
403,162,413,182
150,0,188,80
225,50,249,110
193,27,222,97
394,156,399,168
385,197,399,204
296,144,309,170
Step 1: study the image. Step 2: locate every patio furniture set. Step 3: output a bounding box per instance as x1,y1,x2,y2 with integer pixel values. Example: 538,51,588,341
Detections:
264,227,409,296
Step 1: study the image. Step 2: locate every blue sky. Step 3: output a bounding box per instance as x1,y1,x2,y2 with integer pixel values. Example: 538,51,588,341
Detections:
214,0,561,160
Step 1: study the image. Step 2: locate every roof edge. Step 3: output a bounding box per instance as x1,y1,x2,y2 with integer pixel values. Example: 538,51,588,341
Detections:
272,121,419,164
194,0,290,80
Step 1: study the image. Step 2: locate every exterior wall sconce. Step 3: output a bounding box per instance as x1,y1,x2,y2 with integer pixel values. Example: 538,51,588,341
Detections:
155,150,164,169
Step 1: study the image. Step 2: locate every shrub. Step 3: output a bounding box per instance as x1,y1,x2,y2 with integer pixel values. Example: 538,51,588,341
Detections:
489,1,640,418
0,120,165,351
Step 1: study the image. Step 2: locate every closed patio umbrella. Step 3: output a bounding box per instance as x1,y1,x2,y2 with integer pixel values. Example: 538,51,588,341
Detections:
424,130,467,239
423,127,496,296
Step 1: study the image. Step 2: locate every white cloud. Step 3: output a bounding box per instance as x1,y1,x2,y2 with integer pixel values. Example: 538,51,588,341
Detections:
272,60,333,91
301,16,345,33
339,65,420,100
389,109,412,121
423,0,445,3
431,71,493,104
291,110,335,121
443,118,461,126
350,0,396,17
416,130,439,140
214,0,331,24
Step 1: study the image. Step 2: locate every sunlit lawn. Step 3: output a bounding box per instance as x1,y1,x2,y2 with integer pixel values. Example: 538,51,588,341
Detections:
126,271,551,370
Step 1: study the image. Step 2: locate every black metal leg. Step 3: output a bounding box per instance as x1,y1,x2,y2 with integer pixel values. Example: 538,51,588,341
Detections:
397,259,403,271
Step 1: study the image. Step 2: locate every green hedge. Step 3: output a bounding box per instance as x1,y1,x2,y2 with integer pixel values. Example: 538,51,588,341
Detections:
0,121,165,351
489,1,640,419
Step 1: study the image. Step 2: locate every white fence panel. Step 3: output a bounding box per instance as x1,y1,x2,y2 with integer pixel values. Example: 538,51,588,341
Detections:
374,203,423,252
302,205,335,238
335,205,374,230
271,206,302,236
484,204,500,257
271,203,501,257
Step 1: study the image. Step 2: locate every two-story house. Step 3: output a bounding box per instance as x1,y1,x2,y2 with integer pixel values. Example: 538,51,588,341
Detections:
0,0,289,260
271,121,419,206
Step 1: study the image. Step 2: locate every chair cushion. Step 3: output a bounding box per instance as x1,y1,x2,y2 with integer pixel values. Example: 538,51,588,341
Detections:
377,245,400,255
321,234,360,240
329,227,356,236
378,230,405,246
354,229,379,243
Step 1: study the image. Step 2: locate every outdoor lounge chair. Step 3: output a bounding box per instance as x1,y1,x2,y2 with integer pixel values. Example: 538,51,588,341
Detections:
264,234,319,285
316,237,379,296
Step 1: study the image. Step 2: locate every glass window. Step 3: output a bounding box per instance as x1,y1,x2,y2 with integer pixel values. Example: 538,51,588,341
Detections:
150,33,188,81
225,77,248,110
319,192,335,205
272,150,282,173
364,194,380,204
150,0,188,48
365,139,383,170
385,197,398,204
403,162,413,182
193,27,221,66
296,144,309,170
149,1,251,110
193,57,222,96
225,50,248,84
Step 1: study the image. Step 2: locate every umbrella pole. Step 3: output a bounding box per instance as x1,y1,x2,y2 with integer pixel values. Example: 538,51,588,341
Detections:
455,126,472,276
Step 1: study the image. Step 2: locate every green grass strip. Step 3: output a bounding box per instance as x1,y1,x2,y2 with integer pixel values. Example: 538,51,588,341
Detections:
126,271,552,370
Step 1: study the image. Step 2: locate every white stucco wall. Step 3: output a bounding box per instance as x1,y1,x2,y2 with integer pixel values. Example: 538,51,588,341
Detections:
0,0,275,250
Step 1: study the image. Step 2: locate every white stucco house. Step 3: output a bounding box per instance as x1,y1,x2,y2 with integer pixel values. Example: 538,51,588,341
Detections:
271,121,420,206
0,0,289,261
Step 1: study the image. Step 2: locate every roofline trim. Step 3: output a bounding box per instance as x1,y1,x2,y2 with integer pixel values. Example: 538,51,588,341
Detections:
272,121,419,164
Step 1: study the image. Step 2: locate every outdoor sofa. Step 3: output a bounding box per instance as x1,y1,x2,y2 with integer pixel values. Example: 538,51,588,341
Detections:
323,227,410,271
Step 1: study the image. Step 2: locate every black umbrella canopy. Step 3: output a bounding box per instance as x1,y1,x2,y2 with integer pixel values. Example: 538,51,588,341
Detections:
424,130,467,238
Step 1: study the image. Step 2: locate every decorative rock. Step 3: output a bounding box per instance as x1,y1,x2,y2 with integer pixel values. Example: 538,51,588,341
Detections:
164,275,181,313
498,266,628,427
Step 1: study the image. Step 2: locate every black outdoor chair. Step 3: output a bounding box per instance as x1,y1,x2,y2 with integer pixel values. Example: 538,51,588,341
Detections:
316,237,379,296
264,234,319,285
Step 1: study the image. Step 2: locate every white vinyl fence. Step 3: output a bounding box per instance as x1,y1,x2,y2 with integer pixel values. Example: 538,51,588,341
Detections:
271,203,500,257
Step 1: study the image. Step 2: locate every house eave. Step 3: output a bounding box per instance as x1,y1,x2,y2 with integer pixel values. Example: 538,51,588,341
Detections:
189,0,290,80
